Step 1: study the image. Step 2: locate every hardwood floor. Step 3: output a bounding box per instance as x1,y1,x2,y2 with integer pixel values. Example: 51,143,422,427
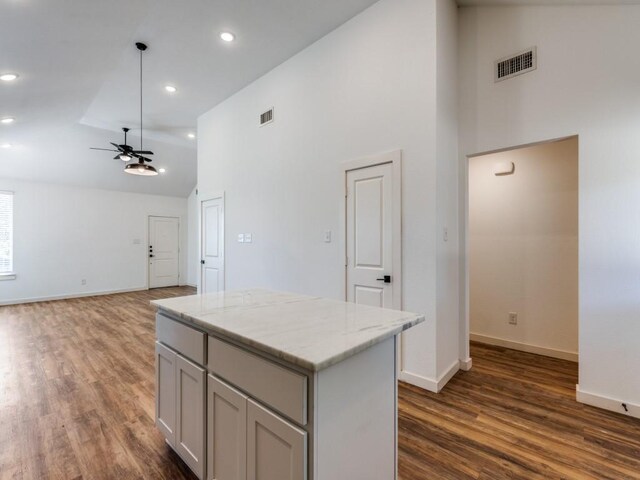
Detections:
1,289,639,479
398,344,640,480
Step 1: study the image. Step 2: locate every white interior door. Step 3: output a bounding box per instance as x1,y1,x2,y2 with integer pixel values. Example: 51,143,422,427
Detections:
149,216,180,289
201,197,225,293
346,163,395,308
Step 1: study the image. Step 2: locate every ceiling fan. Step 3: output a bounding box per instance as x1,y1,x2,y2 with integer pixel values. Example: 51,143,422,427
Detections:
90,127,154,162
90,42,158,176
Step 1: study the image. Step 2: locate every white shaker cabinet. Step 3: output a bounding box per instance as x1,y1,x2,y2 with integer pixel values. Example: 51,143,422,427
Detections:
176,355,206,479
247,399,307,480
155,341,177,446
207,375,248,480
155,340,206,479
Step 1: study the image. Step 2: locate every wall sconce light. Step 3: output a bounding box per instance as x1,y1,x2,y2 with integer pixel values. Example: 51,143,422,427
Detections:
493,161,515,176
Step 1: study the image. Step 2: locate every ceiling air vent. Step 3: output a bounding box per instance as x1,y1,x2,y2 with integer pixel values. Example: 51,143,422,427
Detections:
495,47,537,82
260,108,274,126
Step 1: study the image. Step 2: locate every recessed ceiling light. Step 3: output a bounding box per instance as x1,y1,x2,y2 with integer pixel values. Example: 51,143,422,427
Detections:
165,85,177,93
220,32,235,42
188,133,196,139
159,168,166,173
1,118,14,124
0,74,18,82
1,143,11,148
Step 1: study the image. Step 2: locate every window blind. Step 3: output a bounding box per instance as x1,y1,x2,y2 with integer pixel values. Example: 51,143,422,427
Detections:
0,191,13,273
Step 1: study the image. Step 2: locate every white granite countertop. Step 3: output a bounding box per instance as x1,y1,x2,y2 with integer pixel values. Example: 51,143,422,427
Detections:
151,289,425,371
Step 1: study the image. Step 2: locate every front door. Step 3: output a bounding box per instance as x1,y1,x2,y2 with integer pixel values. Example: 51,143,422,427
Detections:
149,216,180,288
200,197,225,293
346,162,394,308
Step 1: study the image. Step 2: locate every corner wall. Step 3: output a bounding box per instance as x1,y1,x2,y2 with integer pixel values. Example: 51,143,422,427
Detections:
198,0,461,390
0,179,187,304
459,5,640,417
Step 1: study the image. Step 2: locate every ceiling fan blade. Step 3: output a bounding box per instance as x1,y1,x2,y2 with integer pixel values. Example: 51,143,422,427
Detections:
131,150,154,155
137,155,152,163
114,155,122,160
90,147,119,152
110,142,124,151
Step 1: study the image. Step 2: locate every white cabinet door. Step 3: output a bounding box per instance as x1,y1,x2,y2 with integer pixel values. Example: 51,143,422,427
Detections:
207,375,247,480
247,399,307,480
156,341,177,446
176,354,206,479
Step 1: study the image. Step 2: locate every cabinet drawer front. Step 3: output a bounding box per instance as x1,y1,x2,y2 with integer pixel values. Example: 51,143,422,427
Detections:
157,313,206,365
208,336,308,426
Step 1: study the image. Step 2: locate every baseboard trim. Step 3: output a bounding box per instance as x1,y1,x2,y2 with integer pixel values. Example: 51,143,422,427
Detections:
470,333,578,362
459,357,473,371
0,287,148,306
400,359,460,393
577,385,640,419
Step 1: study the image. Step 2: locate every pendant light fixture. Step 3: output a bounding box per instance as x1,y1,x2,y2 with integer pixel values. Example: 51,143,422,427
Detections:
125,42,158,176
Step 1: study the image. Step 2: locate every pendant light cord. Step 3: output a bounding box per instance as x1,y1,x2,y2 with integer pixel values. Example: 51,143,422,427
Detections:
140,47,143,152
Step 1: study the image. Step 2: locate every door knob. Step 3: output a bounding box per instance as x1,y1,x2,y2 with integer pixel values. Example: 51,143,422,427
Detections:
201,260,205,265
376,275,392,284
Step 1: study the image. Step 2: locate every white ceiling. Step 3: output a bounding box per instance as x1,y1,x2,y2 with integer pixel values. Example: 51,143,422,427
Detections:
0,0,379,196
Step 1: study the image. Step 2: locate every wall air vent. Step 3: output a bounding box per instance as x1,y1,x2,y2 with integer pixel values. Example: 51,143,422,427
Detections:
260,108,274,126
495,47,537,82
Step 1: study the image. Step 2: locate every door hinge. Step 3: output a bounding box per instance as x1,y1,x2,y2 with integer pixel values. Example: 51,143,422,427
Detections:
345,256,349,267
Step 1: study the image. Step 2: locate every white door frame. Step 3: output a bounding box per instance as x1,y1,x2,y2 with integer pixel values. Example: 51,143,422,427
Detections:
147,215,181,289
461,135,578,370
198,192,225,294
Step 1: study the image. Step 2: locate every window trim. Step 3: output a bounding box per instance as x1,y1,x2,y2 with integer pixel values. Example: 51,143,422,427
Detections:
0,190,14,277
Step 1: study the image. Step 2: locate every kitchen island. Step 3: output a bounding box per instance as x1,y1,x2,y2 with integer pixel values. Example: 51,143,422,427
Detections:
151,289,424,480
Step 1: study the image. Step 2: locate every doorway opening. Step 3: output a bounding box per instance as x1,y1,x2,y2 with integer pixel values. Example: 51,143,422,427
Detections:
148,216,180,289
467,136,579,362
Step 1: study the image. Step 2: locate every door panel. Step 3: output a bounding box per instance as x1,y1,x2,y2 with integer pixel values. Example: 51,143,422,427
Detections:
176,355,206,479
354,285,384,308
201,198,224,294
207,375,247,480
155,342,176,446
247,399,306,480
346,163,393,308
149,216,180,288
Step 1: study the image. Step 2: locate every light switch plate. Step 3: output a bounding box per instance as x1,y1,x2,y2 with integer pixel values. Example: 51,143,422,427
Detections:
237,234,245,243
324,231,332,243
245,233,253,243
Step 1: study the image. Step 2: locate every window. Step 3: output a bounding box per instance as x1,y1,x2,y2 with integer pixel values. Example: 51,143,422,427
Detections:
0,191,13,275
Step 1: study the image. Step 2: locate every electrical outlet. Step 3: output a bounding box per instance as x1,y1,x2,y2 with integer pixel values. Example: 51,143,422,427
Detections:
509,312,518,325
244,233,252,243
81,279,87,286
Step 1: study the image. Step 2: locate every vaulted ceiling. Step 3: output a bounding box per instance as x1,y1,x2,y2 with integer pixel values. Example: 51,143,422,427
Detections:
0,0,379,196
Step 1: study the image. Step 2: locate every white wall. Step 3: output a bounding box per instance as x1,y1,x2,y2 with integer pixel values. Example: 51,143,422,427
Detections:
0,179,187,304
186,186,199,287
198,0,461,391
469,138,578,360
459,5,640,416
